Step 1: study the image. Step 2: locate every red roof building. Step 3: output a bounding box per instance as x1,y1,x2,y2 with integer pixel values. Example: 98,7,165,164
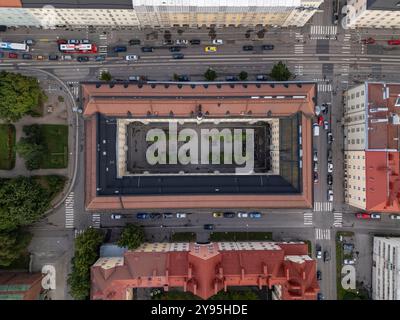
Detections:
0,272,43,300
91,242,319,300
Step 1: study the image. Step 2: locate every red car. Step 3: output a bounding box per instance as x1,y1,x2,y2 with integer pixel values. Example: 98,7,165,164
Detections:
388,39,400,45
317,115,324,126
361,37,375,45
356,212,371,219
57,39,67,45
8,52,18,59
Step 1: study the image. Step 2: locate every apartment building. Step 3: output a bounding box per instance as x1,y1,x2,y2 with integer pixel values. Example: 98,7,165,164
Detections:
372,237,400,300
0,0,323,28
345,0,400,29
344,82,400,212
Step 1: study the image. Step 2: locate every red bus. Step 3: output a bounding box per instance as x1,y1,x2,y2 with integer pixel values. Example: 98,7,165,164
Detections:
59,43,97,54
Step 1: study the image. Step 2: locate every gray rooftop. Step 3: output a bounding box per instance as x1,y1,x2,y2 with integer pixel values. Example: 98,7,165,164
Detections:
21,0,133,9
367,0,400,11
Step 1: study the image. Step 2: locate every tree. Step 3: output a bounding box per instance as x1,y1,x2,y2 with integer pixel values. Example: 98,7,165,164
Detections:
0,71,47,122
269,61,292,81
0,177,50,231
16,138,44,170
204,68,217,81
173,73,179,81
0,230,32,267
238,71,248,81
67,228,104,300
118,224,144,250
100,71,112,82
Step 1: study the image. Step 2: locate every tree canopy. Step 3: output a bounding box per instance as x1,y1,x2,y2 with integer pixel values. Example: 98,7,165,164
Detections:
117,224,145,250
238,71,248,81
16,124,46,170
204,68,218,81
0,71,47,122
0,230,32,267
99,71,112,81
269,61,292,81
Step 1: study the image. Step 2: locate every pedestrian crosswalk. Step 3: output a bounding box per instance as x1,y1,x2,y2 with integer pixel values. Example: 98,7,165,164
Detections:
98,34,108,55
304,212,313,226
66,81,79,98
313,201,333,212
92,213,101,228
315,228,331,240
74,229,85,238
65,192,74,229
333,212,343,228
310,25,337,40
294,65,304,76
318,83,333,92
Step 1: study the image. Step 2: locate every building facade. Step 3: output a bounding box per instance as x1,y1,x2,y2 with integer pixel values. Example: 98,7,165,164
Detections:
345,0,400,29
0,272,43,300
372,237,400,300
343,82,400,212
0,0,322,28
91,241,319,300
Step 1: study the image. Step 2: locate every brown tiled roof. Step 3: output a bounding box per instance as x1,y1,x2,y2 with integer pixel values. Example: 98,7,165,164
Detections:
0,272,43,300
91,242,319,300
0,0,22,7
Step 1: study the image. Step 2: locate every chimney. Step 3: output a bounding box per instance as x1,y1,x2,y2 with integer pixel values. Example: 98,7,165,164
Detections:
219,267,223,278
286,268,290,280
241,267,245,280
188,266,192,279
303,271,306,280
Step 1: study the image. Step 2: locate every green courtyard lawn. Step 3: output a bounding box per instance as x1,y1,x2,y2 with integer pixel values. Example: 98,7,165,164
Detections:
39,125,68,169
0,124,16,170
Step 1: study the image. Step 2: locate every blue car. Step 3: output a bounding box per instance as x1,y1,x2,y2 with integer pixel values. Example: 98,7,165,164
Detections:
249,212,262,218
113,46,127,53
95,55,106,61
136,212,150,219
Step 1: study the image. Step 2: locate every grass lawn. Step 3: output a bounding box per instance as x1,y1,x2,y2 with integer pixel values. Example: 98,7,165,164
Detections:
171,232,196,242
1,251,30,271
0,124,16,170
210,232,273,242
39,125,68,168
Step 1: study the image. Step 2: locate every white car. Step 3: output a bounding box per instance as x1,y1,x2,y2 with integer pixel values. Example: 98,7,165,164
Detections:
323,120,329,130
390,214,400,220
343,259,355,265
313,150,318,162
111,214,122,219
315,105,321,116
327,189,333,202
212,39,223,45
237,212,248,218
371,213,381,219
125,54,139,61
176,213,187,218
328,162,333,173
176,39,188,45
313,162,318,172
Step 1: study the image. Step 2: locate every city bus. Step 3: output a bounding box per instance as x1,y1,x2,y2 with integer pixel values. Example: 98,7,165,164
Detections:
0,41,29,52
59,43,97,54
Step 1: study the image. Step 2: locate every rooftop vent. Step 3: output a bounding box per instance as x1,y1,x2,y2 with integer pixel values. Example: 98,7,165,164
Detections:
370,118,388,123
391,114,400,125
369,107,388,113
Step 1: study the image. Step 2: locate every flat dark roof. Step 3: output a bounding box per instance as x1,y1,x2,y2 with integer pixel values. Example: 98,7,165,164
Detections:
21,0,133,8
367,0,400,10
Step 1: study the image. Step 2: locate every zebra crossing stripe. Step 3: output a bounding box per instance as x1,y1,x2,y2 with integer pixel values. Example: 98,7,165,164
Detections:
313,202,333,212
304,212,313,226
318,84,333,92
315,228,331,240
92,214,101,228
65,192,74,229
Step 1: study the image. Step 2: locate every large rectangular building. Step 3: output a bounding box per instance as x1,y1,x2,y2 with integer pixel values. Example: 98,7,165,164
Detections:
82,81,316,211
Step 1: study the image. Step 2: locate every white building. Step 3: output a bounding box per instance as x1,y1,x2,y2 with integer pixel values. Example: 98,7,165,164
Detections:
345,0,400,29
372,237,400,300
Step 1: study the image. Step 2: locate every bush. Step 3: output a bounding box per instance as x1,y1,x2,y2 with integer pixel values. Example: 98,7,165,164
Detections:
270,61,292,81
100,71,112,82
204,68,217,81
118,224,144,250
0,230,32,267
238,71,248,81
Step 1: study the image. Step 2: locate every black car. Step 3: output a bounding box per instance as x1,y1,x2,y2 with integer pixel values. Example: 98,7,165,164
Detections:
163,40,173,45
256,74,269,81
317,293,324,300
163,213,174,219
190,39,201,45
150,213,162,219
129,39,141,46
327,149,333,162
262,44,274,50
323,250,330,262
317,270,322,281
327,173,333,185
22,53,32,60
223,212,235,218
177,75,190,81
141,46,154,53
172,53,184,59
226,75,238,81
169,46,181,52
243,45,254,51
49,54,59,60
204,224,215,230
113,46,127,53
77,56,89,62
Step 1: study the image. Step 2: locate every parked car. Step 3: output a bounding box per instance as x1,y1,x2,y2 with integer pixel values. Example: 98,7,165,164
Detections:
176,213,187,218
317,115,324,126
95,55,106,61
136,212,150,219
57,39,67,45
225,75,238,81
313,172,319,184
321,103,329,114
81,39,90,44
323,120,329,130
327,189,333,202
323,250,330,262
172,53,184,59
49,54,59,60
22,53,32,59
242,45,254,51
190,39,201,45
212,39,223,45
177,75,190,81
205,46,217,52
237,212,248,218
317,270,322,281
125,54,139,61
8,52,18,59
61,55,72,61
315,105,321,116
169,46,181,52
317,293,324,300
128,75,140,81
113,46,127,52
77,56,89,62
129,39,141,45
36,55,44,60
68,39,80,44
390,214,400,220
256,74,269,81
223,212,235,218
261,44,274,50
313,162,318,172
176,39,188,45
316,244,322,259
163,213,174,219
213,212,223,218
327,149,333,162
328,162,333,173
327,132,334,144
313,150,318,162
327,173,333,185
356,212,371,219
141,46,154,52
362,37,375,45
313,123,320,136
150,213,162,219
388,39,400,45
25,39,35,45
204,224,215,230
111,214,122,219
249,212,262,219
344,259,355,265
370,213,381,219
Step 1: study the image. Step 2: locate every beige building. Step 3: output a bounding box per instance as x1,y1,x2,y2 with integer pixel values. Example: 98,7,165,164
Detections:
345,0,400,29
372,237,400,300
0,0,323,28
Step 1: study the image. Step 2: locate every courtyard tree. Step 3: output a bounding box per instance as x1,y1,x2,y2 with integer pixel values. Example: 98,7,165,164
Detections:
204,68,218,81
100,71,112,81
16,124,46,170
238,71,248,81
269,61,292,81
118,224,145,250
0,230,32,267
0,71,47,122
